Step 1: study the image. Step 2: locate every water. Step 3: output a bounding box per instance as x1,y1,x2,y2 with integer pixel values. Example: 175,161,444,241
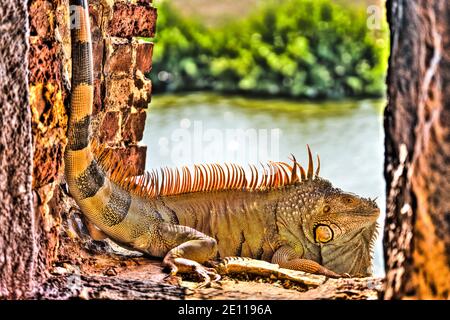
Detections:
143,93,386,276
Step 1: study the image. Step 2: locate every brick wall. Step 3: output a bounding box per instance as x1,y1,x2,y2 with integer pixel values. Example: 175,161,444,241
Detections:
28,0,156,271
29,0,155,189
91,0,156,175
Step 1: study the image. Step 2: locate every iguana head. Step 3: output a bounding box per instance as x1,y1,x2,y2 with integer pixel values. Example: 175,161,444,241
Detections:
277,178,380,277
303,179,379,244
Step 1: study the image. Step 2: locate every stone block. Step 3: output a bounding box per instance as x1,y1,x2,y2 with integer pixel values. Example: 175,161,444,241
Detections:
99,111,121,143
93,78,104,115
29,83,68,188
106,145,147,176
104,78,133,111
108,2,157,38
135,41,153,74
29,37,63,87
104,38,133,78
122,109,146,143
133,70,152,109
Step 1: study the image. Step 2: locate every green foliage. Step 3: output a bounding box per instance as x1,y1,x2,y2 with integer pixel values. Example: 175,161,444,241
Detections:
148,0,388,99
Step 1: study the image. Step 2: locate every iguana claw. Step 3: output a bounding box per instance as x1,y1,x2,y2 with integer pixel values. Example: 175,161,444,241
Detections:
163,257,221,288
341,273,352,278
193,265,221,288
195,266,221,288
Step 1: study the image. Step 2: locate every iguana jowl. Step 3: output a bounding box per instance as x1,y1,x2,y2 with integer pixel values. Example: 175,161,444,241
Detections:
65,0,380,283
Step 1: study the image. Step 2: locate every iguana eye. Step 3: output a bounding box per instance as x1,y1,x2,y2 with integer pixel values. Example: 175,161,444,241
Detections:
313,224,334,243
323,205,331,213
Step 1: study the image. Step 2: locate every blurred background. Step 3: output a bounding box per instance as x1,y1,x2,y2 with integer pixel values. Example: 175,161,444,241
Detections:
142,0,389,276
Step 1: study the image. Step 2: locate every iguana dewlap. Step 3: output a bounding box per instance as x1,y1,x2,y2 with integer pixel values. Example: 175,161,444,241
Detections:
65,0,380,282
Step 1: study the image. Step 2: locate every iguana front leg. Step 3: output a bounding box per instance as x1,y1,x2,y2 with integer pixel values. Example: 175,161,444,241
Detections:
160,224,220,286
272,245,342,278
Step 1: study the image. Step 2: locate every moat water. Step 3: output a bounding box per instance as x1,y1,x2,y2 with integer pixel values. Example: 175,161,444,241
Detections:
143,93,386,276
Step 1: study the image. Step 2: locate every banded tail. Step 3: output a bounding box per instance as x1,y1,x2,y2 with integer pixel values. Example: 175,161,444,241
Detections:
65,0,129,234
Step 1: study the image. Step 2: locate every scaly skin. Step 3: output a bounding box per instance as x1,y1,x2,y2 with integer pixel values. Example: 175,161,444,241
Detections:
65,0,380,284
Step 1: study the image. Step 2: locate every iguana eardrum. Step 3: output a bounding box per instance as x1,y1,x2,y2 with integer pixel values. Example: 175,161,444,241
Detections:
65,0,380,283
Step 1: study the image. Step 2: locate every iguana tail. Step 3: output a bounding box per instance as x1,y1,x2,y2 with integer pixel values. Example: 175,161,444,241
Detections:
64,0,129,234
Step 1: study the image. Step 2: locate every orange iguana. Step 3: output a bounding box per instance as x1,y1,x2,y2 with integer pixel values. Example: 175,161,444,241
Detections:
65,0,380,284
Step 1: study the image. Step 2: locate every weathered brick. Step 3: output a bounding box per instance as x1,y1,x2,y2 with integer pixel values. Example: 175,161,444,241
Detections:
133,70,152,109
29,0,54,39
89,2,103,31
135,41,153,74
106,145,147,176
88,3,104,78
122,109,147,143
93,79,104,115
92,37,104,77
108,2,157,38
99,111,121,143
104,38,133,78
28,0,155,187
104,78,133,111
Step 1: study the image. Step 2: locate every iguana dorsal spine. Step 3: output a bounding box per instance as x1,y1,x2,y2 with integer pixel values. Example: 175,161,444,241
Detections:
93,140,321,199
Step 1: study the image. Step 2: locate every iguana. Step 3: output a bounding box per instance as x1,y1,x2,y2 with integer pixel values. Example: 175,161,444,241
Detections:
65,0,380,284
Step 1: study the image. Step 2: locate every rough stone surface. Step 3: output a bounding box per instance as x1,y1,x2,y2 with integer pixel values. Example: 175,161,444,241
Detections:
133,70,152,108
22,0,155,299
29,0,54,39
384,0,450,299
0,0,36,299
29,37,64,90
104,38,133,78
28,25,68,190
104,77,134,110
99,111,121,143
93,78,104,115
135,41,153,73
122,109,146,143
106,145,147,176
28,0,154,191
108,2,157,38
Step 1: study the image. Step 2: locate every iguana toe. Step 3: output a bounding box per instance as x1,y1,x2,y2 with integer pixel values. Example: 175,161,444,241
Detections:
195,265,221,288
